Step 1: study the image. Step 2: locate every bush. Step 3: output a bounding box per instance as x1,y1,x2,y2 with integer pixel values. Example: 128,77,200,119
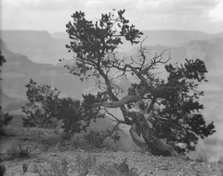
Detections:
33,158,69,176
0,50,13,136
22,79,105,136
56,97,84,136
22,79,61,128
0,106,13,136
84,131,106,148
6,142,31,160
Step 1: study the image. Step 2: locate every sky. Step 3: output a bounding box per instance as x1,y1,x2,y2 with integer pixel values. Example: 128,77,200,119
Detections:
1,0,223,33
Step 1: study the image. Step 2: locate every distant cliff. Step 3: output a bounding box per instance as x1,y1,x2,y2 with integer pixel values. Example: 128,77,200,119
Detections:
1,30,70,64
1,30,217,64
1,29,223,105
0,39,92,107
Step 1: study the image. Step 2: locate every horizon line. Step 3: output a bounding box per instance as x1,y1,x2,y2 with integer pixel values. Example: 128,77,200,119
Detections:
1,28,222,35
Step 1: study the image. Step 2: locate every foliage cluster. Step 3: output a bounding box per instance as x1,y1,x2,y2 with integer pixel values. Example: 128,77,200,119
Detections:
0,52,13,136
6,142,31,160
84,128,121,148
22,79,105,136
0,51,6,68
64,9,143,81
0,107,13,136
149,59,215,152
22,79,61,128
84,131,106,148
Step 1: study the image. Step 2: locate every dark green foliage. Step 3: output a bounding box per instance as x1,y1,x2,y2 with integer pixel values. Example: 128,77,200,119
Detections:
81,93,106,122
59,94,105,136
6,143,31,160
22,79,104,135
57,98,83,135
64,9,143,81
123,59,215,153
84,131,106,148
0,51,13,137
0,106,13,137
150,59,215,152
22,79,61,128
0,51,6,66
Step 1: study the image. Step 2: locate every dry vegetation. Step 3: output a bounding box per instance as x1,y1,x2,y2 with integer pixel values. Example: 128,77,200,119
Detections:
1,124,223,176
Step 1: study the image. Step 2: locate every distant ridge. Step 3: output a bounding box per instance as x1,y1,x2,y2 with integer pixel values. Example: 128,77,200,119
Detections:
53,29,213,47
1,39,93,102
1,29,219,64
1,29,223,100
1,30,70,64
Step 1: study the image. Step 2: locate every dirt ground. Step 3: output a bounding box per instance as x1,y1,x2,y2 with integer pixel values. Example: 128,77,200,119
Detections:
1,125,223,176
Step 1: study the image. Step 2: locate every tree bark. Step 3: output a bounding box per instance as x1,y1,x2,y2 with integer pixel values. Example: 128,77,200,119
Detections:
131,111,178,157
96,95,178,157
129,123,148,151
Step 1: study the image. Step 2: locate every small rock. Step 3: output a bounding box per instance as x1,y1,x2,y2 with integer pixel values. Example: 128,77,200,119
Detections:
22,162,29,173
0,164,6,176
117,158,129,173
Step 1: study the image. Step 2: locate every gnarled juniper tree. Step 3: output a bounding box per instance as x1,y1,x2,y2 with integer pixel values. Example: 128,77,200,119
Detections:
63,9,215,156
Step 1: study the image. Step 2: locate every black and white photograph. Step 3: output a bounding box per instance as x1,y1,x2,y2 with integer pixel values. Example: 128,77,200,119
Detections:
0,0,223,175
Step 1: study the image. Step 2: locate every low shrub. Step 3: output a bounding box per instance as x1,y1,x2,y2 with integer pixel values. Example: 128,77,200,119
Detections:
95,158,141,176
22,79,105,137
22,79,61,128
84,130,106,148
0,106,13,137
39,136,61,152
33,158,70,176
6,142,31,160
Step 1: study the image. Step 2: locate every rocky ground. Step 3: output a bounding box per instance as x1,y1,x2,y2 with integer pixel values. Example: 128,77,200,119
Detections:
2,150,223,176
1,126,223,176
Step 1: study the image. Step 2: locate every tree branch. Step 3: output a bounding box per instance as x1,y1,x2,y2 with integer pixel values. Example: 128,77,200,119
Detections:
101,122,121,142
96,64,132,124
95,94,142,108
147,97,156,113
103,108,130,125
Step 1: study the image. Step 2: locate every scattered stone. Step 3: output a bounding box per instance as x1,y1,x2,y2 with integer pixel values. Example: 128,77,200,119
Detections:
0,164,6,176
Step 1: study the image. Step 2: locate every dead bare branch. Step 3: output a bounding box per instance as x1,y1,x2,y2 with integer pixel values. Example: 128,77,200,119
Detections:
104,108,128,124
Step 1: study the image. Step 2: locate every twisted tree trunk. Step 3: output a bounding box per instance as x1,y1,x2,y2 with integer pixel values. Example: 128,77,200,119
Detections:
97,94,178,157
129,123,148,151
130,112,178,157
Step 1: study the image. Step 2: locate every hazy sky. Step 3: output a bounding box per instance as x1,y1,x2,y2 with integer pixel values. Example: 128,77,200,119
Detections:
1,0,223,33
